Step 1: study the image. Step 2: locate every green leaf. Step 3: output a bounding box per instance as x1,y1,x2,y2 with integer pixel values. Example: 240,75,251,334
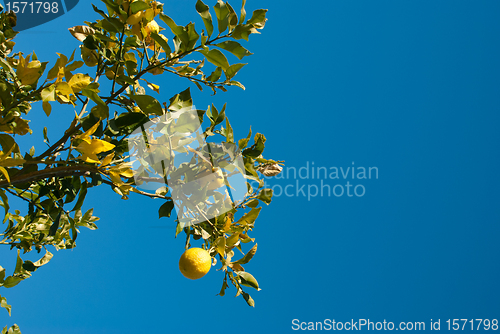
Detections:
246,9,268,29
1,324,21,334
130,1,150,14
92,4,108,19
175,222,182,237
99,17,121,33
215,41,252,60
207,67,222,82
113,112,149,131
226,2,238,32
198,48,229,70
245,199,259,208
0,295,11,316
236,271,260,290
81,208,94,225
71,181,87,212
214,104,226,126
238,127,252,149
206,104,218,123
226,3,238,32
22,261,37,272
231,23,258,41
242,291,255,307
128,94,163,115
218,279,228,296
124,36,140,48
159,14,191,52
214,0,229,34
225,117,234,143
243,133,266,158
256,189,273,204
2,324,21,334
0,57,15,77
239,0,247,24
195,0,214,37
236,207,261,226
229,80,245,90
2,276,22,288
224,63,246,79
83,35,100,50
33,249,53,267
91,104,109,119
0,266,5,283
233,243,257,265
159,201,175,218
186,23,200,50
0,189,9,223
82,87,107,108
0,134,18,154
101,0,123,15
168,88,192,112
150,33,171,55
48,211,62,236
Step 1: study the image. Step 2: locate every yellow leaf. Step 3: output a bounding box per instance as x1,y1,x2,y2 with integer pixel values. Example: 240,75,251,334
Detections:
127,11,144,25
81,47,98,67
107,170,123,185
108,162,135,178
75,121,101,144
42,101,51,116
143,79,160,93
0,118,32,136
119,184,132,196
41,85,56,102
68,73,92,93
0,158,25,167
144,8,156,21
17,56,42,85
118,167,134,178
100,152,115,166
105,69,115,80
75,139,115,163
47,53,68,81
56,64,66,83
55,82,74,98
226,232,240,248
215,237,226,256
0,166,9,182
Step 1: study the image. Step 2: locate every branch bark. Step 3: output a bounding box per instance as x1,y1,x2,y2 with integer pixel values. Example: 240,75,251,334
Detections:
0,165,98,188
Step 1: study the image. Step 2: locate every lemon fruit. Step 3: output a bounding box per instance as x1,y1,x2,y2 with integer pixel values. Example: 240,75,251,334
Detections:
144,20,160,35
179,248,212,280
205,168,226,191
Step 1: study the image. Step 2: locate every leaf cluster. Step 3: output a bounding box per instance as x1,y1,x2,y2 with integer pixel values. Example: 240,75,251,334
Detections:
0,0,282,329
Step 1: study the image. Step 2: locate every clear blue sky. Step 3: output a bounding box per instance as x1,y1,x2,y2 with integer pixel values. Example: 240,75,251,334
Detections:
1,0,500,332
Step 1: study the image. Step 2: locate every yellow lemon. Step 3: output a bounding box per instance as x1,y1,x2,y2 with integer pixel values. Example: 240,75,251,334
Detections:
145,20,160,35
127,11,143,25
179,248,212,280
206,168,226,190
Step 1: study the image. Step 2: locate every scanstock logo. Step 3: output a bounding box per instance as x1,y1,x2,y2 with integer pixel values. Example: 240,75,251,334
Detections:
0,0,79,31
